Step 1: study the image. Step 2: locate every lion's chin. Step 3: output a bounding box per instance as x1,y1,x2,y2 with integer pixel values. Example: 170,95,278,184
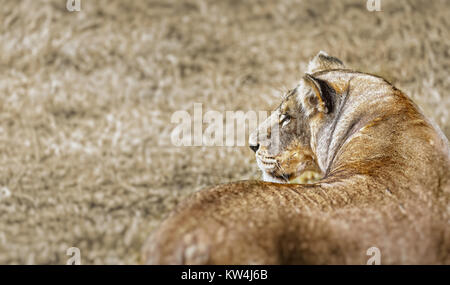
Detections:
262,172,289,184
262,168,323,184
262,170,322,184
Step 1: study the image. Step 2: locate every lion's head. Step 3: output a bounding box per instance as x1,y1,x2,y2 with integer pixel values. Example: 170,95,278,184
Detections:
249,52,348,183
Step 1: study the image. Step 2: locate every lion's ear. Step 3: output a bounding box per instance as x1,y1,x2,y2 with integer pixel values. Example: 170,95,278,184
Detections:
301,74,335,114
307,51,345,73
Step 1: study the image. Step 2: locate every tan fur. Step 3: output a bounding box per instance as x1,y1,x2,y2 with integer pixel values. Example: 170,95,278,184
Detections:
142,53,450,265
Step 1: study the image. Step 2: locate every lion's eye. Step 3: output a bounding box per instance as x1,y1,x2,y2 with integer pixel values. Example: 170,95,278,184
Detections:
280,114,291,128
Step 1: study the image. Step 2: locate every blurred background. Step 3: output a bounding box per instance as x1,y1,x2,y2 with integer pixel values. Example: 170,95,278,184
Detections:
0,0,448,264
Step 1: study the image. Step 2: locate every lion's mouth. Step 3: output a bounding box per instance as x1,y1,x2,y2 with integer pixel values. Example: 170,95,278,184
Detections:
256,154,276,167
256,154,292,183
256,154,278,170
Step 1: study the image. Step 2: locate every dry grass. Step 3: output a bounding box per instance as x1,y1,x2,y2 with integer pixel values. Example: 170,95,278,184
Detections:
0,0,448,264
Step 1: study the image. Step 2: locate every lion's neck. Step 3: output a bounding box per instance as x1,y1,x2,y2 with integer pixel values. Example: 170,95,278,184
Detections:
312,76,393,176
311,86,352,175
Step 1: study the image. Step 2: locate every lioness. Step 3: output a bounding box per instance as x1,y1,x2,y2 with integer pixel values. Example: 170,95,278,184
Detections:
143,52,450,264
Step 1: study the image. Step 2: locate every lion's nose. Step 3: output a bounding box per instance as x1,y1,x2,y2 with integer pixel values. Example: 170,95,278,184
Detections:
249,144,260,153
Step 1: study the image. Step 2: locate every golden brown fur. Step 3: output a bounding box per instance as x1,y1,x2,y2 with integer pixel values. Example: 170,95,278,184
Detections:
142,52,450,264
